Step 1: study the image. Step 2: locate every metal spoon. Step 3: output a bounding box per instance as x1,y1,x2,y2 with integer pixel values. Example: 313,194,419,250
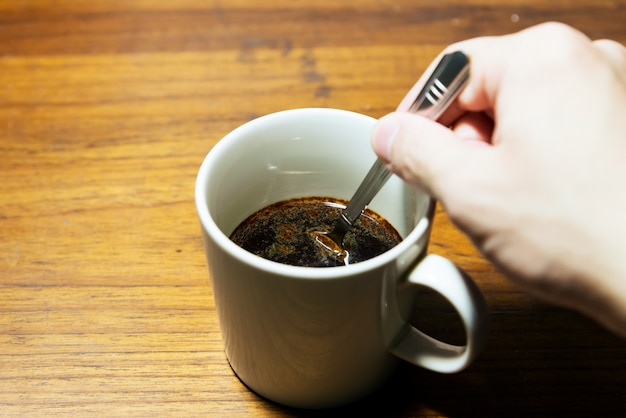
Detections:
322,51,471,254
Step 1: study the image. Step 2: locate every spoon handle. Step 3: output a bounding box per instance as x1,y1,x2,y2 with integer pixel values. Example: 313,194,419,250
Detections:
341,51,470,226
342,159,393,224
409,50,470,118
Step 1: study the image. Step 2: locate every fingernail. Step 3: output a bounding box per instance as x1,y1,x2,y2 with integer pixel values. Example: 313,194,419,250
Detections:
372,115,399,162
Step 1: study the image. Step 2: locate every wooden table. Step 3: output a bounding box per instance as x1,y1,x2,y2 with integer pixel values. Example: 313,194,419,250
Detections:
1,1,625,416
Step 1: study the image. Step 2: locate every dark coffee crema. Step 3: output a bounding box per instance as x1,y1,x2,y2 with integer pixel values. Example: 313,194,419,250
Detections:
229,196,402,267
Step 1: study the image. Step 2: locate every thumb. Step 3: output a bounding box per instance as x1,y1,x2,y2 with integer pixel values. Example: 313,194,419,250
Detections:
371,112,485,201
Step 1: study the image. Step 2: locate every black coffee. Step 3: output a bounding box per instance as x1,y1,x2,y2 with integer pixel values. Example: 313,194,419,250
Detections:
229,196,402,267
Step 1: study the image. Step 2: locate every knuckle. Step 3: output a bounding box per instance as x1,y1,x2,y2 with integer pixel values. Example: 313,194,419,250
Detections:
593,38,626,67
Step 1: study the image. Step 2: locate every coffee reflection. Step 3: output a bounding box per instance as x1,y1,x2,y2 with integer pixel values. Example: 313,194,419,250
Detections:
229,196,402,267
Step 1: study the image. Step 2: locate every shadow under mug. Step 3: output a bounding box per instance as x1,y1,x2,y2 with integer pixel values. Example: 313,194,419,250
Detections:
195,108,489,409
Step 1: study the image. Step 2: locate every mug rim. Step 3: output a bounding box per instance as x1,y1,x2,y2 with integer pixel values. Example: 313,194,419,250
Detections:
195,108,434,280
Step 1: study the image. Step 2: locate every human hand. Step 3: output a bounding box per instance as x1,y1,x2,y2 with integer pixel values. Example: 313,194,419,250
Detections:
372,22,626,337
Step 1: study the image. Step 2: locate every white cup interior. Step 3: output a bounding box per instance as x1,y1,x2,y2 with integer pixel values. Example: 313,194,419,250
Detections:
197,108,432,268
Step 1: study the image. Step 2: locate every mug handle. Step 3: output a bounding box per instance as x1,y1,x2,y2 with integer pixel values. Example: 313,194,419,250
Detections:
390,254,489,373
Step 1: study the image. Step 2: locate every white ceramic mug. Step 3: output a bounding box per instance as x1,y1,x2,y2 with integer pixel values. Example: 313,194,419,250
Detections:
195,108,488,409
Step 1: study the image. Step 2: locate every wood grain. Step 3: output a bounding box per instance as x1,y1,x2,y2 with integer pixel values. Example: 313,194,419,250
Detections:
1,0,625,416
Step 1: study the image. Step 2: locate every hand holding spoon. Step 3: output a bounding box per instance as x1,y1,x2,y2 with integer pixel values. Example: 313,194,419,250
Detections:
316,51,471,262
